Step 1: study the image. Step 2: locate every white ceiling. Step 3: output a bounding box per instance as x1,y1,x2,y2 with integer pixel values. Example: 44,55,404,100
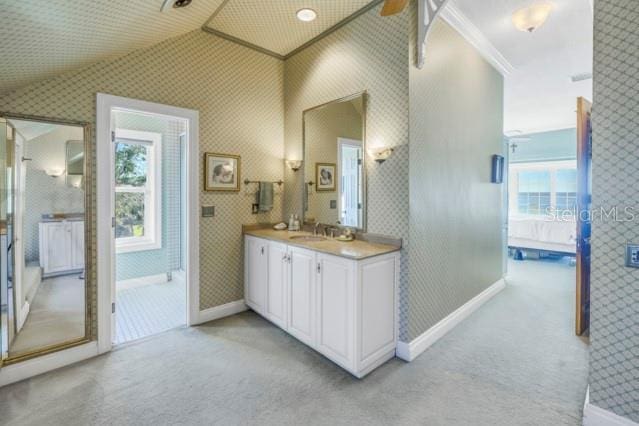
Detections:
451,0,593,134
0,0,225,94
204,0,377,57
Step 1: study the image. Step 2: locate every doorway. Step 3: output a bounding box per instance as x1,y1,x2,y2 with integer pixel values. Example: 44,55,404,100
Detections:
96,94,199,352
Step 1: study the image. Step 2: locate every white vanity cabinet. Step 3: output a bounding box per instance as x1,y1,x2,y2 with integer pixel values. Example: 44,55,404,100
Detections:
244,235,400,378
39,220,85,276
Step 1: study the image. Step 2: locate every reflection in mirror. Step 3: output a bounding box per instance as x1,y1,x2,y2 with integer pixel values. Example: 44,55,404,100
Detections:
303,93,366,230
0,116,88,363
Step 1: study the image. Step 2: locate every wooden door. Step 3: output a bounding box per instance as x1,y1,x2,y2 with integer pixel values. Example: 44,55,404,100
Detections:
287,246,315,347
316,254,353,366
71,221,85,270
245,237,267,315
576,97,592,336
266,241,288,329
44,222,72,273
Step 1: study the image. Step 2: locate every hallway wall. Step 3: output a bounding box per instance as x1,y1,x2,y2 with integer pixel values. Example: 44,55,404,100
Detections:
408,17,504,340
590,0,639,422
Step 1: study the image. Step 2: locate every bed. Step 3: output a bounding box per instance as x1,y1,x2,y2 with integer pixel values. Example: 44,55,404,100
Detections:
508,215,576,255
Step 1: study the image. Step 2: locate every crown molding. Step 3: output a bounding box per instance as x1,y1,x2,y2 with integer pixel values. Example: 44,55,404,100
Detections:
439,3,515,76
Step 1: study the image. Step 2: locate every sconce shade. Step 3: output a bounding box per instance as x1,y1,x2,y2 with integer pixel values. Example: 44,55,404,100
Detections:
369,147,394,164
285,160,302,171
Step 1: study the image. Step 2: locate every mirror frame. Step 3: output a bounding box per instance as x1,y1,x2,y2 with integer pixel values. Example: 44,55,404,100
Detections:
0,112,93,366
302,91,368,231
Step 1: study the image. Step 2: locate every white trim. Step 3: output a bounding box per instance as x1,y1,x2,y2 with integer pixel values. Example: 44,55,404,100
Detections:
114,128,162,254
439,3,515,76
396,278,506,361
195,300,247,325
97,93,199,355
337,137,363,228
584,387,639,426
0,342,98,387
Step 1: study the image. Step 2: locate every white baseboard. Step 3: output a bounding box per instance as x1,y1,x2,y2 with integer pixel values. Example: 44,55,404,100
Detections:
396,278,506,362
584,387,639,426
195,300,247,325
0,341,98,388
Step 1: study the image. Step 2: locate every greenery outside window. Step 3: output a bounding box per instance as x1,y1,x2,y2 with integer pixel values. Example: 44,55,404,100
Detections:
114,129,162,253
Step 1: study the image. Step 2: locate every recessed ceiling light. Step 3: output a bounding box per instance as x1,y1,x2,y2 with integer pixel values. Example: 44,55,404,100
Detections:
512,1,554,33
296,8,317,22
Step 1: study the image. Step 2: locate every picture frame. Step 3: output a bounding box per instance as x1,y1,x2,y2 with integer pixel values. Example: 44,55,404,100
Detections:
315,162,336,192
204,152,241,191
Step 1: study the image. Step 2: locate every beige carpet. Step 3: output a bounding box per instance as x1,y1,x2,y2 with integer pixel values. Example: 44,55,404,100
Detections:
0,259,588,425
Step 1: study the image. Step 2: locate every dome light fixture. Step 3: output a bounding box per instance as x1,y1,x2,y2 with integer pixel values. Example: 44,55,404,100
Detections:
512,1,554,33
296,8,317,22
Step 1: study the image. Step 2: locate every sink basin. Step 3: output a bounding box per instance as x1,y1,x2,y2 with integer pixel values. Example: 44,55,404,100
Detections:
289,235,327,242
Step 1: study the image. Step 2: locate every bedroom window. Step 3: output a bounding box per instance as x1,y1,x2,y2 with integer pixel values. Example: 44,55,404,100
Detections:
114,129,162,253
517,170,551,215
555,169,577,213
510,160,577,217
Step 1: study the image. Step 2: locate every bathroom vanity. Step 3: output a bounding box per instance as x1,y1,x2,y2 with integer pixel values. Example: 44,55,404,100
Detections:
244,229,400,378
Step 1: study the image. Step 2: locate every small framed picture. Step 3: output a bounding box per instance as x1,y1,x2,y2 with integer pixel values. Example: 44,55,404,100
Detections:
316,163,336,192
204,152,241,191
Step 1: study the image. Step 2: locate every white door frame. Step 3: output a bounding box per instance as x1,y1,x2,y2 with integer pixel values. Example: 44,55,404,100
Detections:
96,94,200,354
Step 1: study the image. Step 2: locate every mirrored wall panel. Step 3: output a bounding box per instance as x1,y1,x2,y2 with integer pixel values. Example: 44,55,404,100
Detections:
303,93,366,230
0,115,90,364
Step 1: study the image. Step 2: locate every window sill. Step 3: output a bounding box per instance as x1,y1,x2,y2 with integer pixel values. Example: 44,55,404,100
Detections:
116,238,161,254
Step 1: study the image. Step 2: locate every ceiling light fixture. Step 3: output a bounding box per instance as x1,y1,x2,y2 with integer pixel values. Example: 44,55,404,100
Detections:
296,8,317,22
512,1,554,33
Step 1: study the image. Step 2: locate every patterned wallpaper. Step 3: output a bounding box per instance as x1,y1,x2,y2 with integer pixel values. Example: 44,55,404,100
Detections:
304,99,362,225
590,0,639,421
113,110,184,282
283,3,411,339
407,18,504,340
22,125,85,263
0,28,285,332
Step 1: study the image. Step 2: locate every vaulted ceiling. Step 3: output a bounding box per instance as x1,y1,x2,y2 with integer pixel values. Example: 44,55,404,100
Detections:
0,0,378,94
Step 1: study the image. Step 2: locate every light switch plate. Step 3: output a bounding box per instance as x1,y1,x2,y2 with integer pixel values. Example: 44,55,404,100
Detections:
330,200,337,209
625,243,639,268
202,206,215,217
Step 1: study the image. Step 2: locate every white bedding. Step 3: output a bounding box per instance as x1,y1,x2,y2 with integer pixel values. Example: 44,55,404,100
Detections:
508,215,576,254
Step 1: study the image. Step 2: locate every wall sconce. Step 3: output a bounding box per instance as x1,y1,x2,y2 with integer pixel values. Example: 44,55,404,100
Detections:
285,160,302,172
45,168,65,178
368,147,394,164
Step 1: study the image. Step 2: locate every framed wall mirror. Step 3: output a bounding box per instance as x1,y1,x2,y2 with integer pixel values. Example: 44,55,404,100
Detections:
303,92,367,230
0,113,92,366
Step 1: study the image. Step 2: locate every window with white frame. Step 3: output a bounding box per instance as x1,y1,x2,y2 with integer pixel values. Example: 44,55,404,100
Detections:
509,160,577,217
114,129,162,253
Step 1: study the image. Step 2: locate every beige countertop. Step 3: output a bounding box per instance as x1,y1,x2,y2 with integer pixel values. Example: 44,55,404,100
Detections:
244,228,400,260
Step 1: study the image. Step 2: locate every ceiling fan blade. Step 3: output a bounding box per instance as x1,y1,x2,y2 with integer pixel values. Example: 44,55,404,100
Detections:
380,0,409,16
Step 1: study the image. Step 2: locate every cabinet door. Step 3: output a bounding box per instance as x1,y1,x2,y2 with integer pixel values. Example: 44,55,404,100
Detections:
267,241,288,329
287,246,315,347
316,254,354,367
71,221,85,270
245,237,268,315
43,223,72,273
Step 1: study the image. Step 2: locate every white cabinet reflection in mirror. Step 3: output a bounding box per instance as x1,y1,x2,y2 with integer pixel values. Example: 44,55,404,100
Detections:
39,220,84,276
244,235,399,378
